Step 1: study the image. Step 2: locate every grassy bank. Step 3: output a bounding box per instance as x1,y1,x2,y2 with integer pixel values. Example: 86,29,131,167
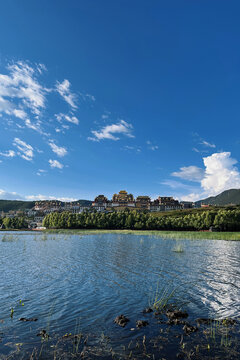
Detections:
44,229,240,241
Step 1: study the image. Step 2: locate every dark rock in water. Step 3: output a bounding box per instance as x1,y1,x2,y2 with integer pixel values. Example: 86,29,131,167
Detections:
19,317,38,322
114,315,129,327
196,318,213,325
221,318,236,326
166,310,188,320
37,329,49,339
176,353,184,359
136,320,149,328
183,324,198,335
167,318,187,326
143,307,153,314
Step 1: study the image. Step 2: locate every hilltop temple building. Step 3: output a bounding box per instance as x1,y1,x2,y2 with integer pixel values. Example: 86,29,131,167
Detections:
92,190,184,212
33,191,193,215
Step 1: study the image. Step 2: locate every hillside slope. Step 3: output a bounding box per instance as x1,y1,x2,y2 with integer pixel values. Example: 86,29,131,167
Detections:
196,189,240,206
0,199,92,212
0,200,35,212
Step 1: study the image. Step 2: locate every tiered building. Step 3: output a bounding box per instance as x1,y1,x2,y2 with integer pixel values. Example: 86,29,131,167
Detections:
112,190,135,210
92,190,186,212
33,191,194,216
92,195,109,212
135,196,151,210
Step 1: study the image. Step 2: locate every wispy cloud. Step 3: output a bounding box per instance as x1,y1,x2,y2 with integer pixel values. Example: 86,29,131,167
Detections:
161,179,199,191
36,169,47,176
0,61,48,115
172,166,205,182
146,141,158,151
49,141,67,157
55,113,79,125
13,137,34,161
0,189,23,200
56,79,77,109
79,92,96,102
49,159,64,169
0,188,76,202
200,140,216,148
88,120,134,141
25,194,77,201
0,150,15,158
123,145,141,153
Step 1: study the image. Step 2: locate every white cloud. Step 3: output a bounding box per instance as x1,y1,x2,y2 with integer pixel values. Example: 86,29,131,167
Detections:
80,92,96,102
149,145,158,151
0,189,23,200
0,61,48,116
180,192,205,202
200,140,216,148
201,152,240,195
56,79,77,109
101,114,109,119
0,188,76,202
36,169,47,176
172,166,205,182
146,140,158,151
123,145,141,153
88,120,134,141
161,179,199,191
25,194,77,202
12,109,27,119
55,113,79,125
25,118,46,134
49,159,64,169
0,150,15,158
170,152,240,201
192,147,200,153
49,141,67,157
13,137,34,161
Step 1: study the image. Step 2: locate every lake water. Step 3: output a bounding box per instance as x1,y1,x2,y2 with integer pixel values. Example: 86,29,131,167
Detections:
0,231,240,359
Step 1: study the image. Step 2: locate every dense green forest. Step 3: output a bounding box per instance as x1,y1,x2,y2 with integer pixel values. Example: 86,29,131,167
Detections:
43,208,240,231
0,217,28,229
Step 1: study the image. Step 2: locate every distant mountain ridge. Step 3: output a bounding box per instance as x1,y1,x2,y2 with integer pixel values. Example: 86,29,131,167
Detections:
0,199,92,212
195,189,240,206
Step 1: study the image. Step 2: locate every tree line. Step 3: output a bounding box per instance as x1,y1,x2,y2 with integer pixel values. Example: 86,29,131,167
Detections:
0,216,28,229
42,208,240,231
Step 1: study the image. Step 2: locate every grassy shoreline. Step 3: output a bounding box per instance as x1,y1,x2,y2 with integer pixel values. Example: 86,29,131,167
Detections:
1,228,240,240
43,229,240,240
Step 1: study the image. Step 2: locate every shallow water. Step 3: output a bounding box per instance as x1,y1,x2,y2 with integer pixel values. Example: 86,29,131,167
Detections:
0,231,240,359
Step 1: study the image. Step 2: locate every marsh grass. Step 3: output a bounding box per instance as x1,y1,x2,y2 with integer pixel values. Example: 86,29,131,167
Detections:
72,318,82,354
172,243,184,253
209,319,233,348
44,229,240,241
150,279,178,312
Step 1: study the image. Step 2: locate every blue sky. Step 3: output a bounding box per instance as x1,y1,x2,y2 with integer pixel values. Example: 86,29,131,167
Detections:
1,0,240,202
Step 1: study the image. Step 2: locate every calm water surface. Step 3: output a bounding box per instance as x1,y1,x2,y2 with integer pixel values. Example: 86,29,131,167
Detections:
0,231,240,359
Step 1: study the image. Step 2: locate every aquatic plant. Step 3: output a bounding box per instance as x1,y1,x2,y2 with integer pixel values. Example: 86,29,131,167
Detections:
172,243,184,253
151,281,177,311
10,307,14,318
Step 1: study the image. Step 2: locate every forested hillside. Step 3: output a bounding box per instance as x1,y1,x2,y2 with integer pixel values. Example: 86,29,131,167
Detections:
196,189,240,206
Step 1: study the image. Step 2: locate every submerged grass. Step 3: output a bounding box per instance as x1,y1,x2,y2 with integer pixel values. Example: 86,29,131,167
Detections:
44,228,240,241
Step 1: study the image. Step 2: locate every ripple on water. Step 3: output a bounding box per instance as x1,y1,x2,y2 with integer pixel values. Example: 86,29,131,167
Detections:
0,232,240,357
